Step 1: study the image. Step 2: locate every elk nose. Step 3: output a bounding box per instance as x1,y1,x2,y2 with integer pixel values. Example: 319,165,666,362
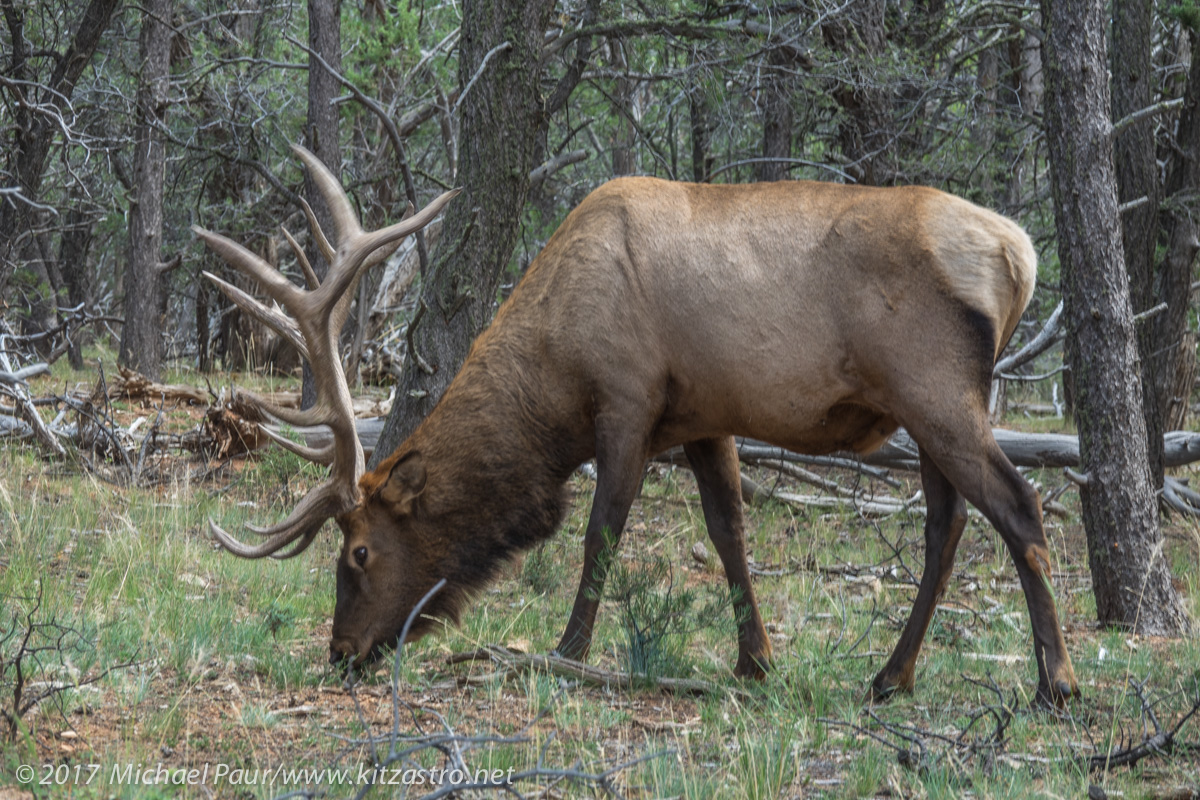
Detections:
329,640,354,665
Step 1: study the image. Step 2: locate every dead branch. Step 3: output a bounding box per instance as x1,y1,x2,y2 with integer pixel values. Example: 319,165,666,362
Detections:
1079,679,1200,772
863,428,1200,471
0,337,64,457
990,300,1065,416
62,366,135,475
179,387,269,459
446,645,752,701
822,675,1200,779
0,305,122,365
994,301,1065,378
108,365,207,406
313,582,670,800
528,148,590,190
0,362,49,387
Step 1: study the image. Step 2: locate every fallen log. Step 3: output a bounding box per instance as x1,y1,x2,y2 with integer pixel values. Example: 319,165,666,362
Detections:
0,362,50,387
285,418,1200,473
0,413,32,437
859,428,1200,471
109,366,208,406
447,645,752,700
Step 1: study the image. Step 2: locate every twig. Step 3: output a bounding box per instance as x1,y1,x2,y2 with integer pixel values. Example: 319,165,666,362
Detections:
1111,97,1185,138
453,42,513,118
285,34,433,277
1064,467,1090,487
452,645,753,701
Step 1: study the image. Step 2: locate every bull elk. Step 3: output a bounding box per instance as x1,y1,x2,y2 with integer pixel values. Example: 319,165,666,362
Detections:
196,147,1078,706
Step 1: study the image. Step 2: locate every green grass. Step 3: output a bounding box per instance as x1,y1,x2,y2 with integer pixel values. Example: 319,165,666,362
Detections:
0,352,1198,798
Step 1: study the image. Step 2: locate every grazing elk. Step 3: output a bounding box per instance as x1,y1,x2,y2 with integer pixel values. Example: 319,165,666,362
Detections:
196,146,1078,706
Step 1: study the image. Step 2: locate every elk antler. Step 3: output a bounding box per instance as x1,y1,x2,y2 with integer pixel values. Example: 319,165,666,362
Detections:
194,145,459,558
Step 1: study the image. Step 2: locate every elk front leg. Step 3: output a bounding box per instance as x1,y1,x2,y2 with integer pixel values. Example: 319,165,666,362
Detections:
683,437,772,678
870,449,967,700
555,426,649,662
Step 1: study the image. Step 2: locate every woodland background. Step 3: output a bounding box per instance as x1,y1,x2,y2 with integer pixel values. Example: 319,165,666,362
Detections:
2,1,1200,798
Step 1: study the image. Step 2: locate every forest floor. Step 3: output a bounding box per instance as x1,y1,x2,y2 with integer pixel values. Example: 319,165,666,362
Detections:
1,350,1199,800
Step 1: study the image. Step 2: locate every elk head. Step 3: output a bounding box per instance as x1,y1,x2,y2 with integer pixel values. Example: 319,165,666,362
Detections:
194,146,458,667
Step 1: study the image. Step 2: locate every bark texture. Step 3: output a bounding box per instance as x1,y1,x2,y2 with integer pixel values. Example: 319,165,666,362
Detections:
300,0,343,409
118,0,173,380
821,0,891,185
1112,0,1165,485
1041,0,1188,634
371,0,556,465
757,46,793,182
1153,30,1200,433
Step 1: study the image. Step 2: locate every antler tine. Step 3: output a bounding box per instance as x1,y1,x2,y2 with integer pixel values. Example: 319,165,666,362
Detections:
271,528,322,560
324,202,419,337
192,227,303,310
259,423,335,465
208,516,324,559
206,474,354,558
202,272,309,362
197,144,457,561
280,223,321,291
236,388,331,429
320,187,461,314
292,144,362,248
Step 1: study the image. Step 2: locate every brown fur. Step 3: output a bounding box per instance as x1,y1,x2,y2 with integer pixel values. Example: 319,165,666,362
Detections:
329,178,1078,705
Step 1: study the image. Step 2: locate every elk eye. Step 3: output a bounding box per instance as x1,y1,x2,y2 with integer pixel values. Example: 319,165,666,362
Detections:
353,546,368,567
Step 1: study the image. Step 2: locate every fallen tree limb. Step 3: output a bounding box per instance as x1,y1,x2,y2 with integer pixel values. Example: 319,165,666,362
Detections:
289,418,1200,476
0,362,50,387
109,366,208,406
771,491,920,517
0,413,32,437
858,428,1200,470
0,343,64,457
1162,475,1200,515
447,645,752,701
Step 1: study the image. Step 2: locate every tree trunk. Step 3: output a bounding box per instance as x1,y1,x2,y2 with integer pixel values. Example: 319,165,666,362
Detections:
0,0,121,293
688,46,714,183
1153,29,1200,434
610,38,637,177
370,0,557,466
821,0,891,185
1040,0,1189,634
1003,20,1041,213
757,46,793,182
118,0,173,380
300,0,342,409
58,204,95,369
1112,0,1165,486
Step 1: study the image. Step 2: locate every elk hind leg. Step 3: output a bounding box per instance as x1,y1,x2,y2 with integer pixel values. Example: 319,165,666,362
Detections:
913,420,1079,706
870,449,967,701
684,437,772,678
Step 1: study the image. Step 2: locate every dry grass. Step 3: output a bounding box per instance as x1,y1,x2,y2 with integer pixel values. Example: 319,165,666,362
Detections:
1,354,1198,799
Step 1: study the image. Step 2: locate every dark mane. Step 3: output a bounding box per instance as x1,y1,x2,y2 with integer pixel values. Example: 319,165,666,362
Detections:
400,346,581,627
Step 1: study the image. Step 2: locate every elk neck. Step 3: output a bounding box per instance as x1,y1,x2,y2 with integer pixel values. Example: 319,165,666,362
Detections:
371,317,593,596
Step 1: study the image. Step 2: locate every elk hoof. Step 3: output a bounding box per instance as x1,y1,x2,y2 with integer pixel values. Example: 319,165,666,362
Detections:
733,653,771,680
866,681,897,705
866,671,913,704
1036,678,1079,709
551,635,591,663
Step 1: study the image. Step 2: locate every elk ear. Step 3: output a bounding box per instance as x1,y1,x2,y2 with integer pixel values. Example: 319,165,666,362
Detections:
379,452,427,514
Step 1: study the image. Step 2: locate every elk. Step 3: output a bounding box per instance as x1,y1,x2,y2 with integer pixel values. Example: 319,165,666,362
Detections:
196,147,1079,706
